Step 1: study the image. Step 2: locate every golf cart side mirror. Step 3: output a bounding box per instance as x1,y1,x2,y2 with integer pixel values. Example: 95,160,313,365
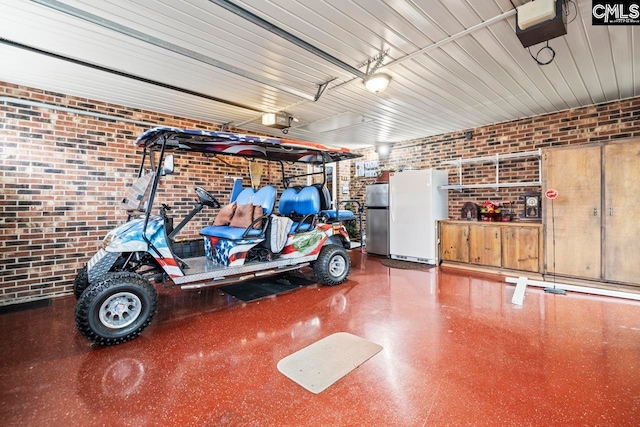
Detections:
161,154,174,176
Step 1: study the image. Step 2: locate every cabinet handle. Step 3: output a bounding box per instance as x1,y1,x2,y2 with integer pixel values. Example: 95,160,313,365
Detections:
593,208,597,216
495,232,498,239
463,229,467,237
505,232,509,239
610,206,613,216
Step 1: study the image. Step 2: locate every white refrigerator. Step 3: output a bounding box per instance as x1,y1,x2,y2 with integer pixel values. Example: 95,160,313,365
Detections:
389,169,448,264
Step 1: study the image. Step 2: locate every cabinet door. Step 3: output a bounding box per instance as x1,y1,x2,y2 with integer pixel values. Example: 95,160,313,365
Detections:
469,225,501,267
441,223,469,262
502,227,540,273
543,146,601,279
604,141,640,284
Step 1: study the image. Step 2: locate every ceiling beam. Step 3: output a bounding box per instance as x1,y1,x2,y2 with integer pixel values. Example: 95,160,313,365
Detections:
209,0,368,80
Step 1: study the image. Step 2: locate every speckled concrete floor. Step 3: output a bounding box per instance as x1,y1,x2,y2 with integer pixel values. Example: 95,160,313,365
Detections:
2,253,640,426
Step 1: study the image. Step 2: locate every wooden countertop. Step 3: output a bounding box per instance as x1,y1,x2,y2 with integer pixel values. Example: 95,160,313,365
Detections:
440,219,542,227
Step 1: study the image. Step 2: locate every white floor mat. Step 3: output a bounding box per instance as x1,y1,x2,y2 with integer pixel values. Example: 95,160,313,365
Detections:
277,332,383,394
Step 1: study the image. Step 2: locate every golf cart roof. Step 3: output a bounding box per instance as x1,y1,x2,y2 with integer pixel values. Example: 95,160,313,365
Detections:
135,127,362,164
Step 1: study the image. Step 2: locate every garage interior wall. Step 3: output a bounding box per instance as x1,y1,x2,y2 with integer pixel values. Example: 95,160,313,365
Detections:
352,96,640,219
2,80,640,305
0,81,307,305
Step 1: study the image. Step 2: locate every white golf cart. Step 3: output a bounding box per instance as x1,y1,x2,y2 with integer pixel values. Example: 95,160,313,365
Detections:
74,127,363,345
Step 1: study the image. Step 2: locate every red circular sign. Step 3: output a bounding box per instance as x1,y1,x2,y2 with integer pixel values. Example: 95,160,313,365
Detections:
545,189,558,200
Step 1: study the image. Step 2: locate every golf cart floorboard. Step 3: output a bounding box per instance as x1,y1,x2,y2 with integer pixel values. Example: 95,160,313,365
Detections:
173,254,318,285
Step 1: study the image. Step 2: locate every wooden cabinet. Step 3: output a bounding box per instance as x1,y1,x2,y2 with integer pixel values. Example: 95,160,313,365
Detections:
441,223,469,262
542,145,601,279
439,221,542,273
502,227,540,273
543,139,640,286
604,142,640,283
469,225,501,267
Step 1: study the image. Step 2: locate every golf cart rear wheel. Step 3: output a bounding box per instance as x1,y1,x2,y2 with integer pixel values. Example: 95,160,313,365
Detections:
313,244,350,286
75,272,158,346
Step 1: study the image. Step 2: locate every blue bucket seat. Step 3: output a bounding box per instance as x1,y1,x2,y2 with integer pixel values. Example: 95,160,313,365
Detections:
313,184,356,222
278,186,320,233
200,186,277,240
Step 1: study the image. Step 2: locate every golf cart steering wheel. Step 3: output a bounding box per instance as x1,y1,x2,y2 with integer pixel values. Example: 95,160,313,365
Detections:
195,187,221,208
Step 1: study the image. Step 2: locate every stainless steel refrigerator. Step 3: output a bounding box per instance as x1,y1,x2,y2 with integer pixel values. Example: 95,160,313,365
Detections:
365,183,389,256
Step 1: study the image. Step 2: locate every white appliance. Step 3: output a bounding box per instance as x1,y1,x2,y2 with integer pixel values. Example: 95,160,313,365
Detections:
389,169,448,264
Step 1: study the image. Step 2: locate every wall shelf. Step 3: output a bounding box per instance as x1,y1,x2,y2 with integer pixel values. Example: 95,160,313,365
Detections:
440,149,542,191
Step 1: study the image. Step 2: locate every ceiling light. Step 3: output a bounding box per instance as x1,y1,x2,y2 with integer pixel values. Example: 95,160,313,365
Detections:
364,73,391,94
376,144,391,159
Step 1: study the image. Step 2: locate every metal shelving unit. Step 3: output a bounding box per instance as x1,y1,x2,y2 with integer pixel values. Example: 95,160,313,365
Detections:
440,149,542,190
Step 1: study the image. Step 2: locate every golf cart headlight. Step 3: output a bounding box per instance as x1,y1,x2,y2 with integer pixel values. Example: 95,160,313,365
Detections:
101,234,113,249
101,234,123,249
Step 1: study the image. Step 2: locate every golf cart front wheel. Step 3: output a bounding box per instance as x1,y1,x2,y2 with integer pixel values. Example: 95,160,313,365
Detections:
73,265,89,299
313,245,350,286
75,272,158,346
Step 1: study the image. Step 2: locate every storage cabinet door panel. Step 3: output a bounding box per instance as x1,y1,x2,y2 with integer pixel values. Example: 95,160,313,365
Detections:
502,227,540,273
441,223,469,262
469,225,501,267
604,141,640,284
543,146,601,279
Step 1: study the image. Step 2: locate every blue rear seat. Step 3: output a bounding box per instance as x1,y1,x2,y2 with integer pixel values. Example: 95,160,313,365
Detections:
313,183,356,221
278,186,320,233
201,186,276,239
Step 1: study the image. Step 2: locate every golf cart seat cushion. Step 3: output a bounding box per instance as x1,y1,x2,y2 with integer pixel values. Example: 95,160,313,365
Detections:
200,225,262,240
252,186,277,215
321,209,356,221
310,183,356,222
313,183,332,211
235,186,277,216
200,186,276,240
278,186,320,216
234,187,255,204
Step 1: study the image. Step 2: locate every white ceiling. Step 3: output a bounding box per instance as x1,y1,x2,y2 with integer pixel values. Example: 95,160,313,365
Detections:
1,0,638,149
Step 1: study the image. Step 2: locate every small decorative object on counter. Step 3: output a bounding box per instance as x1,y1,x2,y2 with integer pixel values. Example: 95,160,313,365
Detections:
520,192,542,220
480,200,502,221
461,202,480,220
376,166,395,183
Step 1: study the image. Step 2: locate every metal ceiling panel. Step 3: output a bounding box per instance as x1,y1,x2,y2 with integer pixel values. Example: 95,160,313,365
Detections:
0,0,637,149
0,44,261,124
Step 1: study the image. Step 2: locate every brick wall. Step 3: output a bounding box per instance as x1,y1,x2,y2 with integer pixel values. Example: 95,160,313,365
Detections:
0,82,305,305
350,97,640,220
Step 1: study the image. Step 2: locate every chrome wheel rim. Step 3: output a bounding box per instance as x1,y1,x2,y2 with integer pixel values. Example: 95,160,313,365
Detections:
99,292,142,329
329,255,346,278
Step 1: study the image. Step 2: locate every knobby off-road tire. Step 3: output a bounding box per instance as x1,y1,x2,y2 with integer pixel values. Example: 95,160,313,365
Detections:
312,244,350,286
75,272,158,346
73,265,89,299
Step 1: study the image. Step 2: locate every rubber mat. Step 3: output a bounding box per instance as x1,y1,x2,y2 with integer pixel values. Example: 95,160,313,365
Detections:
218,275,316,302
381,259,435,270
277,332,383,394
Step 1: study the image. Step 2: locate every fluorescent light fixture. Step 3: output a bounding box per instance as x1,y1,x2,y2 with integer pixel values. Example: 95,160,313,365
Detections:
364,73,391,94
